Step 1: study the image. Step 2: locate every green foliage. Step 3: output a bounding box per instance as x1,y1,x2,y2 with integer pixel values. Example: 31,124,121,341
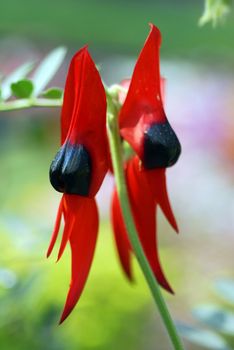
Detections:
177,323,230,350
31,46,66,97
41,88,63,99
0,62,34,101
199,0,232,26
178,278,234,349
11,79,34,98
193,304,234,335
0,47,66,111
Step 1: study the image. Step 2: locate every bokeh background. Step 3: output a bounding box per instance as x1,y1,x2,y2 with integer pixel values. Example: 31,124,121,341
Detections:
0,1,234,349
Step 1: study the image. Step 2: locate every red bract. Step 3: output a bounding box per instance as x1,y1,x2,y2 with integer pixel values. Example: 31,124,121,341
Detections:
48,47,108,323
119,24,181,169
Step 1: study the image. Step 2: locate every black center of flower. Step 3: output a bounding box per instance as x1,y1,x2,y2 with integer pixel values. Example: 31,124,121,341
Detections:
49,142,91,196
143,121,181,169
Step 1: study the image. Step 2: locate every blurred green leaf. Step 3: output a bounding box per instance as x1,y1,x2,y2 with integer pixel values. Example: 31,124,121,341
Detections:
0,62,34,101
177,322,230,349
199,0,231,26
41,87,63,99
11,79,34,98
215,279,234,304
193,304,234,335
32,47,66,96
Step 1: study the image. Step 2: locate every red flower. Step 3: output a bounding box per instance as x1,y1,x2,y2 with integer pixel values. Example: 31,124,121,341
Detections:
48,47,108,323
111,24,180,292
48,24,181,324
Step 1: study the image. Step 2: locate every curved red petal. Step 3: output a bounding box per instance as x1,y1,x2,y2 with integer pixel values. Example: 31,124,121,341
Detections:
118,77,166,106
61,46,87,144
127,157,173,293
111,188,133,281
56,195,82,261
59,198,99,323
47,197,64,258
61,47,108,196
143,168,179,233
119,24,166,158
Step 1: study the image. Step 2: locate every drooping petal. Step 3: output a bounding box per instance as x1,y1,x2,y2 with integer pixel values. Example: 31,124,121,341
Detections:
47,197,64,258
110,156,173,293
59,197,99,323
127,157,173,293
111,188,133,281
56,195,83,261
143,168,178,233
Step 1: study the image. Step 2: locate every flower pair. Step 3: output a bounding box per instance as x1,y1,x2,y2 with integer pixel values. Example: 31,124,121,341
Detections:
48,24,181,323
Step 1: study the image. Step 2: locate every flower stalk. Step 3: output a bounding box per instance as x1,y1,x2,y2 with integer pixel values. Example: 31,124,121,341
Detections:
107,94,184,350
0,98,62,111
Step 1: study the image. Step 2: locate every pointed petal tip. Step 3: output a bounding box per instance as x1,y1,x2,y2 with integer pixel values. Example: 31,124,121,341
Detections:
46,243,54,259
148,23,162,44
56,246,65,262
123,268,134,283
79,45,89,54
56,255,61,263
72,45,90,62
59,312,69,325
168,285,175,295
128,274,135,284
161,279,174,295
171,220,179,234
59,297,77,324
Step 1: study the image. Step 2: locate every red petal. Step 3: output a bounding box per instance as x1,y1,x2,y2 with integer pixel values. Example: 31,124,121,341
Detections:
119,77,166,106
119,24,166,158
111,188,133,281
60,46,88,144
143,168,179,233
47,197,64,258
59,197,98,323
61,47,108,196
56,195,82,261
127,157,173,293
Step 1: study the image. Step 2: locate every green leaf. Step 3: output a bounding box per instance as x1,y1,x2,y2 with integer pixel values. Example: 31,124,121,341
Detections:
199,0,231,26
0,61,34,101
11,79,34,98
215,279,234,304
32,46,67,96
177,322,230,349
41,87,63,99
193,304,234,335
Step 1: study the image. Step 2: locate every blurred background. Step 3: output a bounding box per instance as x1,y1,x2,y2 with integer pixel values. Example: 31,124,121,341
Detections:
0,0,234,349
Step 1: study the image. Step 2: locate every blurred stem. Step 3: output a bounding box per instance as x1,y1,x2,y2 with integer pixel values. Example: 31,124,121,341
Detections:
0,98,62,111
106,92,184,350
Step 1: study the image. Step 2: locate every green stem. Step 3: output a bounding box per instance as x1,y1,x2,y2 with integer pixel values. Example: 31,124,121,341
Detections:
107,99,184,350
0,98,62,111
